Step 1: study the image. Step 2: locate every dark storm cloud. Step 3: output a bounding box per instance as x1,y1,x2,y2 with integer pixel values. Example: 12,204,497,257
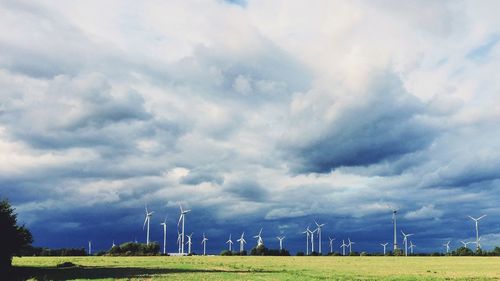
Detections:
283,72,437,174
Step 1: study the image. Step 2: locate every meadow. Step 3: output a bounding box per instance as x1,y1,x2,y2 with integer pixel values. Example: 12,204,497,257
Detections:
12,256,500,281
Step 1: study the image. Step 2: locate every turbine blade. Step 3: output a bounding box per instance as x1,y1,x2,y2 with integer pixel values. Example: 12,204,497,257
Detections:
478,214,487,220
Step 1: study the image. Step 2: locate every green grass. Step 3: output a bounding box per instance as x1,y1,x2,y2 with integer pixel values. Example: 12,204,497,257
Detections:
12,256,500,280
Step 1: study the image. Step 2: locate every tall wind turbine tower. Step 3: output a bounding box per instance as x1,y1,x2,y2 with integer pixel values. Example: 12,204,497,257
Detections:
277,236,285,251
160,217,167,254
88,241,92,255
328,236,335,254
392,209,398,251
177,231,182,254
314,220,326,254
143,206,154,245
468,215,486,251
186,233,193,254
237,232,246,252
340,240,347,256
308,227,317,253
201,233,208,255
178,204,191,254
302,228,310,255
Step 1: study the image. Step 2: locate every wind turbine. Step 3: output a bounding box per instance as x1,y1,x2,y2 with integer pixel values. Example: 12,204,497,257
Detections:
308,227,317,253
392,209,398,251
226,234,234,251
143,206,154,245
302,228,310,255
409,241,416,255
401,230,413,257
253,228,263,246
328,236,335,254
380,242,388,255
443,241,451,254
468,215,486,251
186,233,193,254
340,240,347,256
160,217,167,254
314,220,326,254
460,240,472,249
347,238,355,254
236,232,246,252
201,233,208,255
178,204,191,254
112,240,116,248
177,231,182,254
88,241,92,255
277,235,285,251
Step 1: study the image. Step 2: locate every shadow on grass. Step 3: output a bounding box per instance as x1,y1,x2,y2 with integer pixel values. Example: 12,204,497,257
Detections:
10,266,277,280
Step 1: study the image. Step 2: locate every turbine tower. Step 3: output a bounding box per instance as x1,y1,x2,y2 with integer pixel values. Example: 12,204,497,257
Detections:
178,204,191,254
112,240,116,248
328,236,335,254
409,241,416,255
380,242,389,255
392,209,398,250
201,233,208,255
340,240,347,256
226,234,234,251
401,230,413,257
443,241,451,254
237,232,246,252
314,220,326,254
308,227,317,253
88,241,92,255
347,238,355,254
277,235,285,251
160,217,167,254
302,228,310,255
177,231,182,254
143,206,154,245
253,228,263,246
468,215,486,251
186,233,193,254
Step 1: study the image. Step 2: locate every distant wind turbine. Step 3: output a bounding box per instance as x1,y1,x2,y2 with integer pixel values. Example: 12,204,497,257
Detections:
186,233,193,254
302,227,310,255
443,241,451,254
380,242,388,255
253,228,263,246
88,241,92,255
143,205,154,245
409,241,416,255
468,215,486,251
401,230,414,257
177,231,182,254
347,238,355,254
340,240,347,256
236,232,246,252
112,240,116,248
460,240,472,249
226,234,234,251
308,227,317,253
201,233,208,255
314,220,326,254
328,236,335,254
277,235,285,251
160,217,167,254
178,204,191,254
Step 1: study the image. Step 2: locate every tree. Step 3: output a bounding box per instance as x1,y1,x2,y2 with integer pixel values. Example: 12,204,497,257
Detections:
0,199,33,272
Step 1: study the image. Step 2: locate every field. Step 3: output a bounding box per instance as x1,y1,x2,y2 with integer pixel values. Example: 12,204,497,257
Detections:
12,256,500,281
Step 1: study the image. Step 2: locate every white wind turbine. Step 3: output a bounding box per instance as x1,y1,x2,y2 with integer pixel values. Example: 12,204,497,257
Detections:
340,240,347,256
253,228,264,246
314,220,326,254
302,227,310,255
401,230,413,257
178,204,191,254
112,240,116,248
226,234,234,251
347,238,355,254
409,241,416,255
88,241,92,255
380,242,388,255
468,215,486,251
460,240,472,249
443,240,451,254
328,236,335,254
177,231,182,254
186,233,193,254
160,217,167,254
201,233,208,255
277,235,285,251
143,206,154,245
308,227,317,253
237,232,246,252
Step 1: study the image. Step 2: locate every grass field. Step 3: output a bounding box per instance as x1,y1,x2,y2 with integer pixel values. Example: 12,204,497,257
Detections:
12,256,500,280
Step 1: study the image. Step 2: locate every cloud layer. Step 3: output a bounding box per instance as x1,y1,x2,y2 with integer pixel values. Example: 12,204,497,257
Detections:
1,0,500,254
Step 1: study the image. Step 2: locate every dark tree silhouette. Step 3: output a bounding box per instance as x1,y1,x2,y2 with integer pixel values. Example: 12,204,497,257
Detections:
0,199,33,273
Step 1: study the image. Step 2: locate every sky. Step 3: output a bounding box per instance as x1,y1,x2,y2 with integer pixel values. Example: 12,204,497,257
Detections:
1,0,500,255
